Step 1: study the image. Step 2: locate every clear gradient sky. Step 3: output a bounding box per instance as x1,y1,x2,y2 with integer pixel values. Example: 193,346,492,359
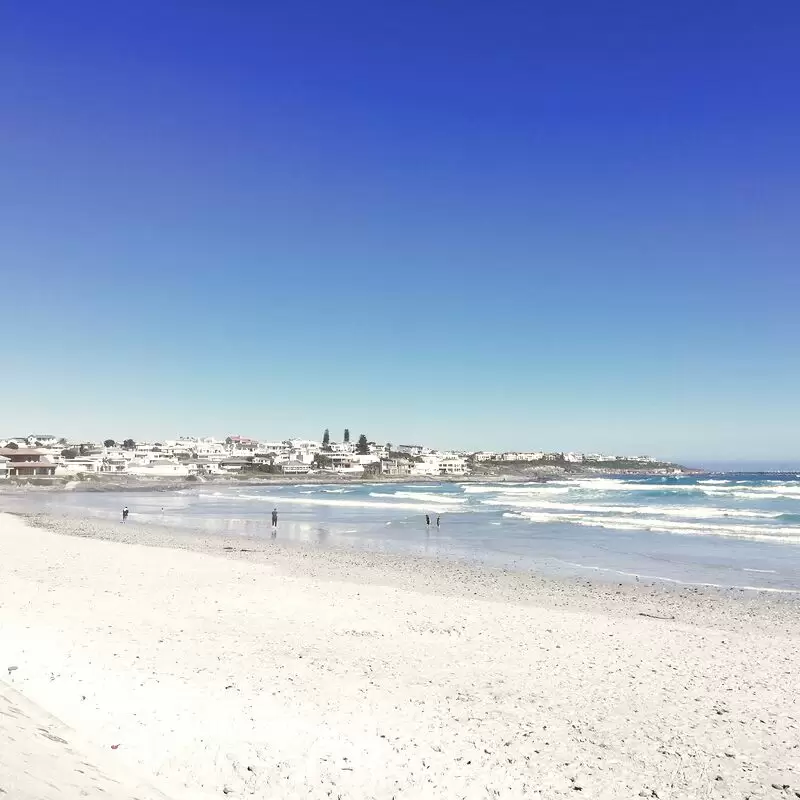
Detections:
1,1,799,463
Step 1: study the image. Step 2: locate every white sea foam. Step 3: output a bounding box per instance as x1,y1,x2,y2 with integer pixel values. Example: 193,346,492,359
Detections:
462,485,571,496
369,491,468,504
503,509,800,543
703,487,800,501
572,479,701,493
743,568,778,573
570,516,800,543
484,498,781,520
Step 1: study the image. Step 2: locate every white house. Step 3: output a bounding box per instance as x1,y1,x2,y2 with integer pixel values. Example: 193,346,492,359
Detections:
190,459,223,475
101,453,129,473
411,456,441,477
369,442,390,459
329,440,355,454
584,453,617,463
438,456,469,476
397,444,426,457
318,452,365,474
353,453,380,466
128,460,194,478
282,460,311,475
26,434,61,448
227,436,260,455
287,439,322,464
381,458,413,477
55,457,104,476
195,438,227,459
0,455,10,479
255,442,290,464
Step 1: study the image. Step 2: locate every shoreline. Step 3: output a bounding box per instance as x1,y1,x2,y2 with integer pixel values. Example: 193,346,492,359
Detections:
0,467,707,493
9,508,800,630
1,511,798,799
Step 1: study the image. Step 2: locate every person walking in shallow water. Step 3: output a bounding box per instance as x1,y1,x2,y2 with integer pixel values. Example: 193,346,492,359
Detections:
425,514,430,528
271,508,278,536
122,507,129,523
436,515,440,528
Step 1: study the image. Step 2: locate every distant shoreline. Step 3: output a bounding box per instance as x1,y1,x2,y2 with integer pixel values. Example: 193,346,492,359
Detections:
0,466,704,493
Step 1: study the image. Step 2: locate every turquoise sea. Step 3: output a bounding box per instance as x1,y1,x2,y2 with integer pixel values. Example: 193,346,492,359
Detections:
6,474,800,592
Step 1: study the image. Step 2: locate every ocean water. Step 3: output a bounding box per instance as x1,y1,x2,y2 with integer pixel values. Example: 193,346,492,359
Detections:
5,474,800,592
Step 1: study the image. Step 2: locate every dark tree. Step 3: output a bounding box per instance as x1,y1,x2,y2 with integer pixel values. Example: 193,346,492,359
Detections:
5,441,19,449
122,439,136,450
61,448,79,459
103,439,116,448
356,433,369,455
343,428,350,443
322,428,331,451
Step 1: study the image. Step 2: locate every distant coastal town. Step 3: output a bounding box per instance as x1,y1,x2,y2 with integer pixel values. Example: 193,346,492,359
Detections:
0,429,685,481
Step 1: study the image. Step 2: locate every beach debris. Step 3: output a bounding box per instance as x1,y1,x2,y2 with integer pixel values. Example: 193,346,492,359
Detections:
39,729,68,745
638,613,675,620
7,666,18,674
771,784,789,791
111,744,120,750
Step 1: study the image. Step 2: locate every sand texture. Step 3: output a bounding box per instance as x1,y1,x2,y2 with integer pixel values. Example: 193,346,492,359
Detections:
0,678,170,799
1,512,798,799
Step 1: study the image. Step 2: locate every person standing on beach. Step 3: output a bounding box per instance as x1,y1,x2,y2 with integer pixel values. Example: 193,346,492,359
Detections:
425,514,430,527
122,507,129,523
436,515,440,528
271,508,278,532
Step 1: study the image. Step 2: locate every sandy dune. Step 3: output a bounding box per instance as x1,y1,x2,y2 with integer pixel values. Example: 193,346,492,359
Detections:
0,679,170,799
0,512,798,799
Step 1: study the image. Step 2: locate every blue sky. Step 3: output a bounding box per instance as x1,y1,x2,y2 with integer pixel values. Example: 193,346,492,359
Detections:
1,1,798,463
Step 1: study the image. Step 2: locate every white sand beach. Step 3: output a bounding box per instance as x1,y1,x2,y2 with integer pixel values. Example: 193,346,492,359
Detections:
0,679,170,800
1,511,798,799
